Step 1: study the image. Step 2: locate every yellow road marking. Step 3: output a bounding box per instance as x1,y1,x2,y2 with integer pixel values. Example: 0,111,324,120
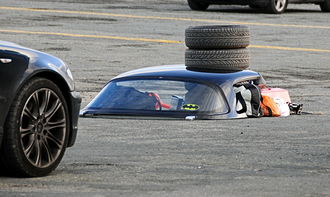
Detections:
1,29,330,53
249,45,330,53
1,6,330,30
0,29,183,44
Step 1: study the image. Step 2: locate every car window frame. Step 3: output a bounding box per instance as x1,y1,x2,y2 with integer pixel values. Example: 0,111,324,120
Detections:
84,76,231,118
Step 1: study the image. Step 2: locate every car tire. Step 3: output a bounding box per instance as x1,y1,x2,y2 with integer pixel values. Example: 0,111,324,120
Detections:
185,25,250,50
187,0,209,11
185,48,250,71
320,0,330,12
0,78,69,177
266,0,288,14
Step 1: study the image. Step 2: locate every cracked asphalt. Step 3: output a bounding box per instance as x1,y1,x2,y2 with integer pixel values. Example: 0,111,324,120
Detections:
0,0,329,196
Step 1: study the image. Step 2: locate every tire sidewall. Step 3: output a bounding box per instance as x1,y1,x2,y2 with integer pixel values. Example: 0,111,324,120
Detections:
185,49,250,71
184,25,250,71
188,0,209,10
3,78,70,177
320,0,330,11
185,25,250,49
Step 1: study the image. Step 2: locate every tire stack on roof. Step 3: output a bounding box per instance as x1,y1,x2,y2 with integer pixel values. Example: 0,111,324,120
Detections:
185,25,250,71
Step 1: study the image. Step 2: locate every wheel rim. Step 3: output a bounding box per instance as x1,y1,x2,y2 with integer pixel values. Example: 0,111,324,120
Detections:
275,0,286,12
20,88,66,168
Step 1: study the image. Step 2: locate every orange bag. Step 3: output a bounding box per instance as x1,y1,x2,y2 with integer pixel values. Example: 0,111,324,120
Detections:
261,95,281,117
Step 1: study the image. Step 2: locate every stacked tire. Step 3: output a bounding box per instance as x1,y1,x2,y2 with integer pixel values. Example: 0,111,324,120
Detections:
185,25,250,71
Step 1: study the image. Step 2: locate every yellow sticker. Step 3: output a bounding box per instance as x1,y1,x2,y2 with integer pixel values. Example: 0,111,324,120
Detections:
182,104,200,111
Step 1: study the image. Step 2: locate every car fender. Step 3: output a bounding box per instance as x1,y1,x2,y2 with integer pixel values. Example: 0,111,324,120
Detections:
0,44,76,148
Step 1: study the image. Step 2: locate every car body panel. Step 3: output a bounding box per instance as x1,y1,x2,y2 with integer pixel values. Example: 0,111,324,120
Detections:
194,0,323,6
81,65,263,120
0,41,81,148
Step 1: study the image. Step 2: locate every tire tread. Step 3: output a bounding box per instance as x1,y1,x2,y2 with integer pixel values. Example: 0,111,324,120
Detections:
185,25,250,49
185,49,250,71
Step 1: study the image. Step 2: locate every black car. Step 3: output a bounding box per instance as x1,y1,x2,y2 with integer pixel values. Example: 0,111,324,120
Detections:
0,41,81,177
187,0,330,13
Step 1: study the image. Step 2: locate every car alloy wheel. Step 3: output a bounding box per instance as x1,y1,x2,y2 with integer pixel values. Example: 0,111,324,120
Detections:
0,78,69,177
20,88,66,168
267,0,288,13
275,0,286,11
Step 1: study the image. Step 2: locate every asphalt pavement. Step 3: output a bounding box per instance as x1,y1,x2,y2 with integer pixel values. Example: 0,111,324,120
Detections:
0,0,329,196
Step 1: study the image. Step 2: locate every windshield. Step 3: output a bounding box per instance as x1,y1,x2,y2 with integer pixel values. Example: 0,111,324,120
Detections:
84,79,228,115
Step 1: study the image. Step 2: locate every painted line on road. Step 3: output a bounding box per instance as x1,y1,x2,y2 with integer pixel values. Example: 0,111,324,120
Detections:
0,29,183,44
1,29,330,53
249,45,330,53
1,6,330,30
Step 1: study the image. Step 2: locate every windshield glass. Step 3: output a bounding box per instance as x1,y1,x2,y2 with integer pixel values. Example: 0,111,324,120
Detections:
85,79,228,114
